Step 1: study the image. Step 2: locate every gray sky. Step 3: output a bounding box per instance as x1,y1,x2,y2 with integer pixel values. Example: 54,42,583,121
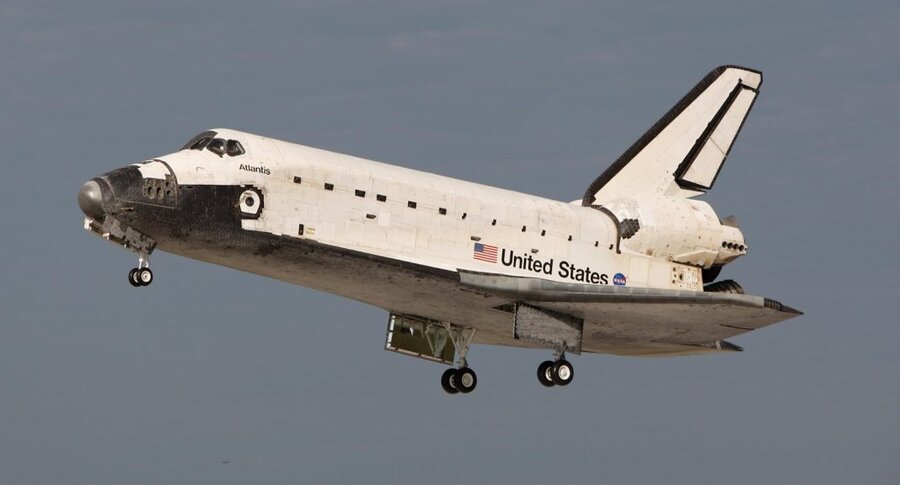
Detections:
2,1,898,484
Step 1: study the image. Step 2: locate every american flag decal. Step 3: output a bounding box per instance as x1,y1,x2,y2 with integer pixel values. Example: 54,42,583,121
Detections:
473,243,498,263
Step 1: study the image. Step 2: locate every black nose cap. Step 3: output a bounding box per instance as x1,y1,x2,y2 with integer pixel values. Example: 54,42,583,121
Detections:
78,180,105,220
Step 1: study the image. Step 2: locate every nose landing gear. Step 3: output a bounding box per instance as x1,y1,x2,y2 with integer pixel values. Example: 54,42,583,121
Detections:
81,212,157,288
128,254,153,287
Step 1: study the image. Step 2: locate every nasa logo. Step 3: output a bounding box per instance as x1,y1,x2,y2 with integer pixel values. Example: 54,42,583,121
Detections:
613,273,627,286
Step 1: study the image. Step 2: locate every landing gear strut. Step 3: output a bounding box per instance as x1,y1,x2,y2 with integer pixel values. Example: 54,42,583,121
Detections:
128,253,153,287
537,352,574,388
440,324,478,395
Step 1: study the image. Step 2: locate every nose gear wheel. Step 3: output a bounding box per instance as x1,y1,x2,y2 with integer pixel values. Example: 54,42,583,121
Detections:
128,254,153,287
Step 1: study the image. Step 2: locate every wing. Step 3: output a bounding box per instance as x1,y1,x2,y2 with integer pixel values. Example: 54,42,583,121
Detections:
583,65,762,205
459,270,801,356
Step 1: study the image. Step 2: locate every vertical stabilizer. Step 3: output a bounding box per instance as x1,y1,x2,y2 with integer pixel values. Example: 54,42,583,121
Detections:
583,66,762,206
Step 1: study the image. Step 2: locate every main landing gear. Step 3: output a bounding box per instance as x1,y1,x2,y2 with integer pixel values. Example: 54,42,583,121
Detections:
440,367,477,394
537,353,574,388
440,324,478,395
127,254,153,287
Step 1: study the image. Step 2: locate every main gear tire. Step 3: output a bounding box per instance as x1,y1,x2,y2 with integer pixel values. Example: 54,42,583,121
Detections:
537,360,556,387
440,368,459,394
551,359,574,386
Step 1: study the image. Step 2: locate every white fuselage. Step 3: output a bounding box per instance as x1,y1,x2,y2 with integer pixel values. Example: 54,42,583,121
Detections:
144,129,718,294
81,66,800,362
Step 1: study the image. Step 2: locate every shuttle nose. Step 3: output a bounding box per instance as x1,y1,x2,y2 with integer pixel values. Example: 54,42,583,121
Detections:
78,180,105,220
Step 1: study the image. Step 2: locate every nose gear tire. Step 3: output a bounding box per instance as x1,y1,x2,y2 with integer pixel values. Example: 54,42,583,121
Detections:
138,268,153,286
128,267,153,287
128,268,141,287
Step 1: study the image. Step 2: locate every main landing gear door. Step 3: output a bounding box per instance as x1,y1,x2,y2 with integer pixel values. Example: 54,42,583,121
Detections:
385,314,455,365
514,303,584,355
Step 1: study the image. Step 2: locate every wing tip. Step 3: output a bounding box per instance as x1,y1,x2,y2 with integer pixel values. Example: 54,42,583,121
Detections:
699,339,744,352
764,298,803,315
719,340,744,352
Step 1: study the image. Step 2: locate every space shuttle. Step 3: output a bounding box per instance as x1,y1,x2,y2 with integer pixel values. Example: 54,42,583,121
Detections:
78,65,801,394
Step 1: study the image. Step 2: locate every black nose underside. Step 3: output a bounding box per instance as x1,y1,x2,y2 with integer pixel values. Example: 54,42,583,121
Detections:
78,180,105,219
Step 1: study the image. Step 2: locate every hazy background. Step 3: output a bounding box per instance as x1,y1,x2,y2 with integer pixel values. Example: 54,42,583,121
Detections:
2,1,898,483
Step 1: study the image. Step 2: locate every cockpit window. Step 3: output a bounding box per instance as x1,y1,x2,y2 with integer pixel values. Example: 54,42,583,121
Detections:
181,130,218,150
190,137,212,150
226,139,245,157
181,131,245,157
207,138,226,156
